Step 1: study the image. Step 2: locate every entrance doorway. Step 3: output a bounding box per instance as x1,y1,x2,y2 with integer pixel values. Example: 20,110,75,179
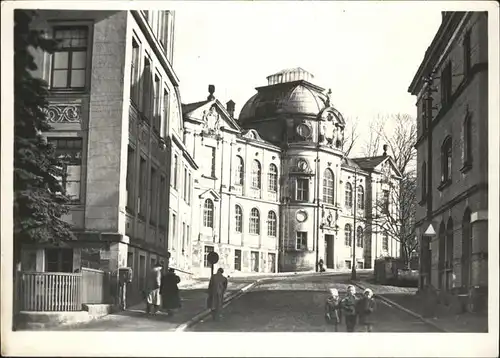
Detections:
325,234,334,268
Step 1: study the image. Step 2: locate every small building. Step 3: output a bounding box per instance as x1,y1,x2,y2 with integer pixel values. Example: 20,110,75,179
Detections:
408,12,488,298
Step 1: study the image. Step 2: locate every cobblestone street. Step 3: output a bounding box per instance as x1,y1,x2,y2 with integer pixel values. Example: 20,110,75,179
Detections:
189,273,440,332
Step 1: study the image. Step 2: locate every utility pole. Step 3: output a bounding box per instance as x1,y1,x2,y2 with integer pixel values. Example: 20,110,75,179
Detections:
422,72,436,289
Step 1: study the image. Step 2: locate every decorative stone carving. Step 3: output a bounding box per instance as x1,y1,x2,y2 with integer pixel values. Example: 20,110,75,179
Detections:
44,104,82,123
202,105,221,132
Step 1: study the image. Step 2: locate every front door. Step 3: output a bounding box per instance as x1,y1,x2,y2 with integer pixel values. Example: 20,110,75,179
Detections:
325,234,334,268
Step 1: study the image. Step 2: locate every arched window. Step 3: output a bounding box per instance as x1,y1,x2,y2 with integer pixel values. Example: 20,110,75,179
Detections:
203,199,214,228
344,224,352,247
357,186,364,210
249,208,260,234
438,222,446,289
445,218,454,290
441,137,452,183
323,169,334,204
251,160,261,189
235,156,244,185
356,226,363,248
421,161,427,202
268,164,278,192
267,211,277,237
235,205,242,233
345,182,353,208
461,209,472,289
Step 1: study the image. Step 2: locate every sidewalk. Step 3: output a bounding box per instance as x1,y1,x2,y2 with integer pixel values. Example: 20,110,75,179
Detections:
355,280,488,333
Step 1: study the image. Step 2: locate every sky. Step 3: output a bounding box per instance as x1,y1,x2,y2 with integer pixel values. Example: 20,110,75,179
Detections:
172,2,443,155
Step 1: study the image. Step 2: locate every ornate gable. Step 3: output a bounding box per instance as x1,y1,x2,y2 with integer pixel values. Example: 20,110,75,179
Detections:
184,100,240,136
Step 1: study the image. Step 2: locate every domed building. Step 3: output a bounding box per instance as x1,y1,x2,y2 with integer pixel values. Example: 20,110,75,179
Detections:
182,68,402,275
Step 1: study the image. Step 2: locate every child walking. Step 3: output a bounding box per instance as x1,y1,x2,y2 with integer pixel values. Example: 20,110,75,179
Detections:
341,285,358,332
324,288,342,332
358,288,376,332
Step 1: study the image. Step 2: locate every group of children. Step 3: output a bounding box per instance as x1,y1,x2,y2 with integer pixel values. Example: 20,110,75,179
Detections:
324,285,376,332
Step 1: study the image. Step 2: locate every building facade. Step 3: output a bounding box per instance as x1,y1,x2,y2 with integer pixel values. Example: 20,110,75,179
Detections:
183,68,402,275
408,12,488,299
21,10,196,302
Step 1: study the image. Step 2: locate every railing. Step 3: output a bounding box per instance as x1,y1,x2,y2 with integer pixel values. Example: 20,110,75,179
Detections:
19,272,82,311
81,267,110,304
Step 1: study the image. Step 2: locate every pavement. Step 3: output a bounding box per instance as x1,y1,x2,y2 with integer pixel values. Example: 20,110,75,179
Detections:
189,273,441,332
354,279,488,333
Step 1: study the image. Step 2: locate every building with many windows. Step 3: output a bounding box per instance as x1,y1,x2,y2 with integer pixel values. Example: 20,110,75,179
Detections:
408,12,488,303
20,10,196,302
183,68,402,275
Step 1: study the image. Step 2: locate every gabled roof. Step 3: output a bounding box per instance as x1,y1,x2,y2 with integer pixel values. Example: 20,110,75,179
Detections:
199,188,220,201
181,100,210,114
340,157,362,170
351,155,388,170
182,99,241,132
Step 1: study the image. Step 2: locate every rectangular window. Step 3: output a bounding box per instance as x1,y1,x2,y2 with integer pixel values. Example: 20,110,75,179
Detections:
204,245,214,267
126,146,135,211
161,89,169,137
296,231,308,250
182,222,186,253
186,224,190,251
141,57,152,121
173,154,178,190
463,114,473,166
463,30,471,77
51,27,89,90
251,251,259,272
187,172,192,205
183,167,188,201
130,38,140,105
383,189,390,213
234,249,242,271
159,175,166,228
345,260,352,270
153,75,161,133
139,157,147,216
150,166,157,224
440,62,452,107
205,146,216,177
382,233,389,252
48,137,83,202
172,213,177,249
296,178,309,201
45,248,73,273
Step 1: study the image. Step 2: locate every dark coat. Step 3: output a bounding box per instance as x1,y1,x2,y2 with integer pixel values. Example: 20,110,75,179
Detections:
207,272,228,310
357,297,376,325
160,272,181,309
325,296,342,324
340,295,358,317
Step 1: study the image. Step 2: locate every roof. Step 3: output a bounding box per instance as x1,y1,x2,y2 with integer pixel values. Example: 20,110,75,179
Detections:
181,100,209,114
351,156,388,170
266,67,313,79
340,157,362,170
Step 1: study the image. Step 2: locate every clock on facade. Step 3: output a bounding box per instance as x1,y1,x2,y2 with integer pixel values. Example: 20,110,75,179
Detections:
296,210,308,223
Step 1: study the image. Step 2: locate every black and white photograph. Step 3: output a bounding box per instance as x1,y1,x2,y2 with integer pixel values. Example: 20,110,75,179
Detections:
1,1,498,357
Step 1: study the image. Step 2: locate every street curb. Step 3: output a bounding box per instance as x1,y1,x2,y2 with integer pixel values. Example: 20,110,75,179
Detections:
174,278,267,331
352,281,448,332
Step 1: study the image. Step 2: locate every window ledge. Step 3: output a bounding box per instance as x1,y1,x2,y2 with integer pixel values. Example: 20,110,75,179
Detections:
202,175,218,180
437,179,452,191
460,161,473,174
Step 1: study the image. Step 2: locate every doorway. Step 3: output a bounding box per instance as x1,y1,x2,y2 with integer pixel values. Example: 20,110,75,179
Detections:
325,234,334,269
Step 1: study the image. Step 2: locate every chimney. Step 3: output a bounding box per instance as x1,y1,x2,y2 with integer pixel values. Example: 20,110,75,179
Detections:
383,144,388,156
226,100,235,118
207,85,215,101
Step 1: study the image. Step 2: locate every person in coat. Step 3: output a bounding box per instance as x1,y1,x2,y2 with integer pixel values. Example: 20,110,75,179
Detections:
207,268,228,321
340,285,358,332
161,268,181,316
357,288,376,332
324,288,342,332
146,263,162,315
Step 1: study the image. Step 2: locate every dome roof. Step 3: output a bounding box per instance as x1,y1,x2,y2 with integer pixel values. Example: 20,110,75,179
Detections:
239,68,329,124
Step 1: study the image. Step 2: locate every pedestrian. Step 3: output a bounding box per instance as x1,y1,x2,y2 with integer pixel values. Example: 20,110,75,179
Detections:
318,259,326,273
324,288,342,332
161,268,181,316
207,267,228,321
145,262,162,315
341,285,358,332
357,288,376,332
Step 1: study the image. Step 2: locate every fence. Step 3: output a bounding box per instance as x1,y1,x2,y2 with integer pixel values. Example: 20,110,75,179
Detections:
81,267,111,304
19,272,82,311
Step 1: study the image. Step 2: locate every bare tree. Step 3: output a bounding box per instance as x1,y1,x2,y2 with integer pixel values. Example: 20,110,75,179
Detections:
342,116,360,157
369,113,418,266
361,114,385,157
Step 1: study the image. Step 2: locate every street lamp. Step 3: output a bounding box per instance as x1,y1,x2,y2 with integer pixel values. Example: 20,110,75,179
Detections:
351,167,362,281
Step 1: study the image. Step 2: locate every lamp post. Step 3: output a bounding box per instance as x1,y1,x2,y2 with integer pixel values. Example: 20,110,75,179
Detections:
351,167,361,281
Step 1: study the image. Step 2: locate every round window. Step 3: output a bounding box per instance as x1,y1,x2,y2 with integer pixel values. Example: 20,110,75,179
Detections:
296,123,312,139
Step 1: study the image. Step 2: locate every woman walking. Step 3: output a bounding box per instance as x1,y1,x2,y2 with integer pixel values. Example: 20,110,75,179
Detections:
161,268,181,316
